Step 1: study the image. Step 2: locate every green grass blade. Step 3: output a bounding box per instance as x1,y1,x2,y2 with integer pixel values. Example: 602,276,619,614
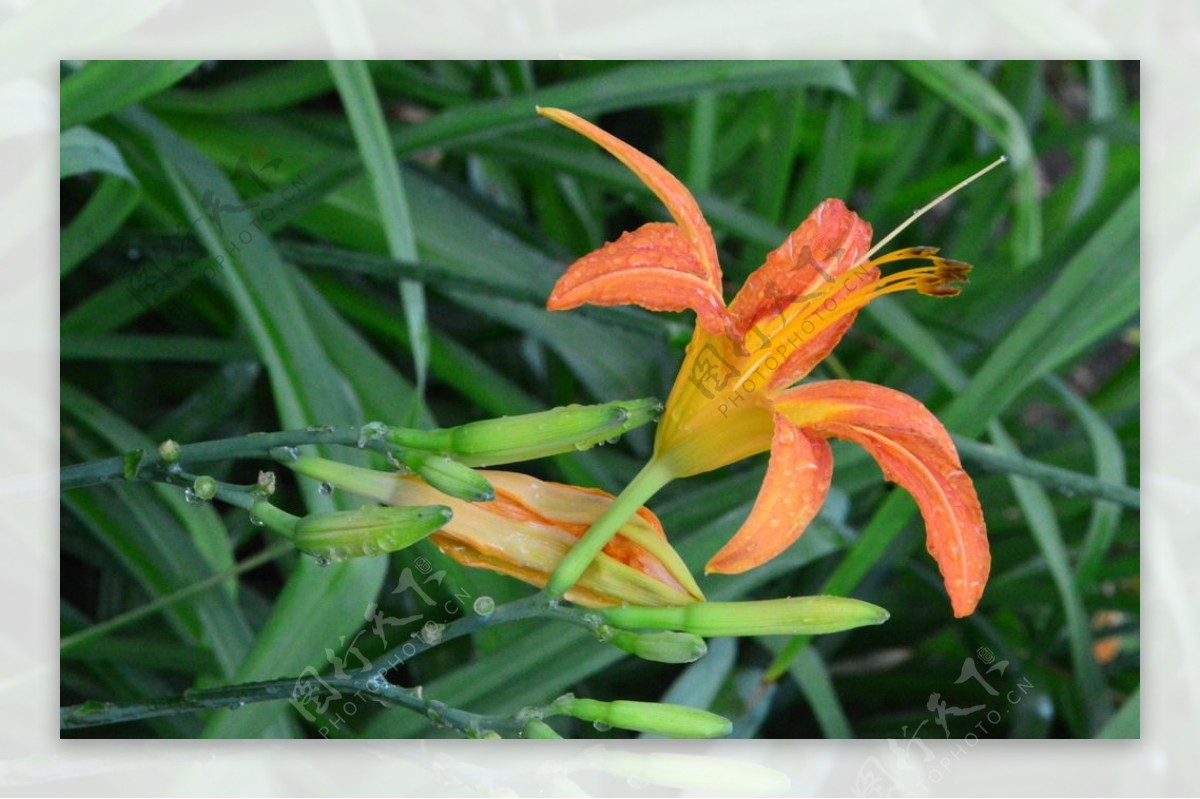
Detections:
784,646,852,738
328,59,430,411
114,107,390,737
1048,377,1130,589
61,384,251,678
61,174,141,276
386,61,854,157
987,421,1113,734
61,125,136,180
943,189,1139,435
897,59,1041,269
148,61,337,115
60,60,201,129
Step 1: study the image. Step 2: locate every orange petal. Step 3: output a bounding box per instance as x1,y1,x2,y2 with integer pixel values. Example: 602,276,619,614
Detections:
729,199,872,339
775,380,990,617
705,414,833,574
547,222,729,334
538,107,727,334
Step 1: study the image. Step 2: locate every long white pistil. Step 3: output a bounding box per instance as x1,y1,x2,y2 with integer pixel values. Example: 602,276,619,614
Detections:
859,155,1009,265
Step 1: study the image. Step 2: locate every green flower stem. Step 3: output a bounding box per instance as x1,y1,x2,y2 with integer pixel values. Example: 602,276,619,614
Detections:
59,425,400,491
368,594,573,678
951,433,1139,508
545,459,675,599
60,674,535,737
60,594,650,736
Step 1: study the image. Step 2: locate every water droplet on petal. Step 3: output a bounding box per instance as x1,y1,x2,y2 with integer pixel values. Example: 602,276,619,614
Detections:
313,555,330,567
593,721,612,732
249,514,265,527
183,487,202,505
318,481,334,496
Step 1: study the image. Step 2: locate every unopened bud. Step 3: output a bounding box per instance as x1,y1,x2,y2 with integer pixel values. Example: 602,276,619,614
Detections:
608,629,707,664
400,451,494,502
521,719,562,739
157,439,181,463
602,596,890,637
556,695,731,739
192,475,218,501
294,504,450,563
386,398,662,467
288,455,492,505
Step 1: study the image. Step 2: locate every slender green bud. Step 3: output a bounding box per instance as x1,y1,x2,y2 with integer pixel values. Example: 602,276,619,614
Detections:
602,596,890,637
293,504,451,564
608,629,708,664
386,398,663,467
399,451,494,502
287,455,493,505
556,695,731,739
248,499,300,538
521,719,562,739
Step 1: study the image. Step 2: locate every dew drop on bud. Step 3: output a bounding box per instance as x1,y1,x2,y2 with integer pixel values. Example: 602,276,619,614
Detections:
317,481,334,496
473,596,496,617
249,514,265,527
183,487,201,505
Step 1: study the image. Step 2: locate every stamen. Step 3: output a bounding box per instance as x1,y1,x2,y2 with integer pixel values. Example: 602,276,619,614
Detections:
858,155,1008,265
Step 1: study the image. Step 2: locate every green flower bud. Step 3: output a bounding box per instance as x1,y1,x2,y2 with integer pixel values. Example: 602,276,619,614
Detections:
556,696,731,739
157,439,181,463
399,451,494,502
288,454,493,504
192,475,218,501
386,398,662,467
521,719,562,739
602,596,890,637
293,504,451,564
608,629,708,664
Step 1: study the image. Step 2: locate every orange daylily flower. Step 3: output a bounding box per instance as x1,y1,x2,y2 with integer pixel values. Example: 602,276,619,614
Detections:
539,107,991,618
